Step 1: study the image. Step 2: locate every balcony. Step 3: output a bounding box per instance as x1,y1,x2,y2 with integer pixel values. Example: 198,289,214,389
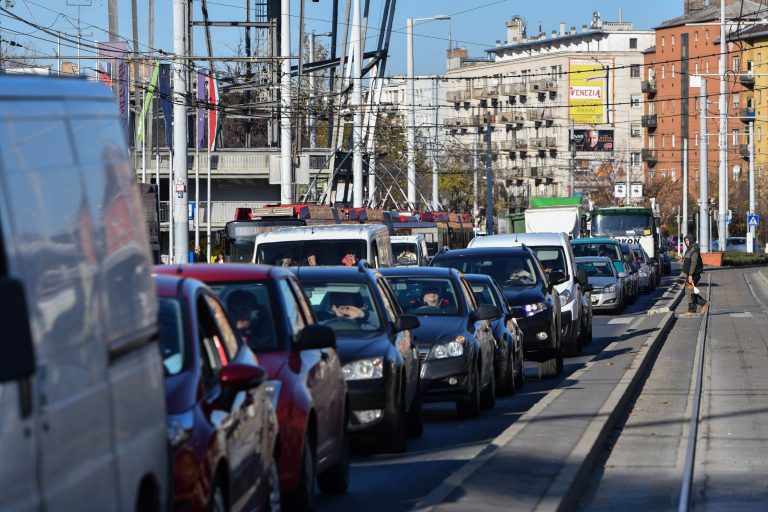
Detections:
527,108,553,122
529,79,558,93
641,114,658,129
739,72,755,88
446,90,470,103
642,148,658,166
443,116,461,130
458,114,487,128
641,79,657,95
740,107,755,122
530,166,556,183
530,137,557,149
501,83,527,97
499,139,527,152
740,144,751,159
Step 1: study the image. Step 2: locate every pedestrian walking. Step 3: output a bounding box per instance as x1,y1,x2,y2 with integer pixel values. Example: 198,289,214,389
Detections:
191,245,206,263
680,234,708,317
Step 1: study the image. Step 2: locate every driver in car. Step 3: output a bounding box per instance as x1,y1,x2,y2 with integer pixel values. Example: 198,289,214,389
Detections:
421,285,442,308
328,292,376,330
507,261,533,284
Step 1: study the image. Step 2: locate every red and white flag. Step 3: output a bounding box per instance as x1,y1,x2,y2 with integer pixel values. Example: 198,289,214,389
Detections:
208,72,220,152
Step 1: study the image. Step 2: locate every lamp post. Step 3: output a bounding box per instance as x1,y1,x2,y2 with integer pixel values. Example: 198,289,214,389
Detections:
406,14,450,210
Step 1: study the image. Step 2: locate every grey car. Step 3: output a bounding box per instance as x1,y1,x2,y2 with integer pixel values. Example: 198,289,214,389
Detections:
576,256,625,314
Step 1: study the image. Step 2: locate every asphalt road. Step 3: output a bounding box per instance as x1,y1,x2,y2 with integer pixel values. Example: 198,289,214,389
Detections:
316,272,680,512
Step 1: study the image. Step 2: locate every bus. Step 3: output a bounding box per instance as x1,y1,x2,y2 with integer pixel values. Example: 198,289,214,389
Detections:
589,206,661,277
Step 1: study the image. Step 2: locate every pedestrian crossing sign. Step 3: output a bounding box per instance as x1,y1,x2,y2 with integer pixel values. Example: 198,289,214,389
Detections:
748,213,759,227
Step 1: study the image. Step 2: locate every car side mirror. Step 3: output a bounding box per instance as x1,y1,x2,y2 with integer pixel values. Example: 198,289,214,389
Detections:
0,277,35,383
473,304,501,322
618,272,628,279
547,271,568,287
219,363,267,391
295,324,336,351
393,313,420,333
583,283,594,292
576,268,588,286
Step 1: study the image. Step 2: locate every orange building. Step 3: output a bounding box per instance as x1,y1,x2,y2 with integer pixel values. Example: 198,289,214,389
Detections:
642,0,761,222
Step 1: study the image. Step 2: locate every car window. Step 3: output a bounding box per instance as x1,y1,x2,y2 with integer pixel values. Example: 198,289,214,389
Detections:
531,246,568,277
376,279,399,323
387,277,463,316
158,297,186,376
288,276,315,323
460,277,478,310
278,279,306,336
578,261,616,277
572,243,621,261
432,253,538,287
470,283,499,308
257,240,367,267
210,282,281,353
203,294,241,360
197,296,225,391
301,281,384,332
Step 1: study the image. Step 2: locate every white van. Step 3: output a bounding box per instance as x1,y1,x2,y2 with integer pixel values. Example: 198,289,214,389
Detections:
252,224,393,267
0,76,168,511
391,234,430,266
469,232,587,355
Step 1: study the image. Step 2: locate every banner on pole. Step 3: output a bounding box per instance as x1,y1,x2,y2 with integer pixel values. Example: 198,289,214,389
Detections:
158,63,173,149
137,61,160,142
197,69,206,150
208,72,221,152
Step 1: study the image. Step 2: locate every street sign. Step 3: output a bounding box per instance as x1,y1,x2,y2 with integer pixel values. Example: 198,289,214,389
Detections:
748,213,759,227
614,183,627,198
188,201,195,221
630,182,643,199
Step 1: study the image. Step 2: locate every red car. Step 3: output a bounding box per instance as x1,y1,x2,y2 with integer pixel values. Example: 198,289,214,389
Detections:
155,265,349,511
155,274,280,512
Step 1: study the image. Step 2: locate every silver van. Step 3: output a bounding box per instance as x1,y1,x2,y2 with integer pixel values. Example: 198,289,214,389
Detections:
0,76,168,511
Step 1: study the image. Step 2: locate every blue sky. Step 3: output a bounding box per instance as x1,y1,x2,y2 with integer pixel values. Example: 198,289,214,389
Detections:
4,1,680,75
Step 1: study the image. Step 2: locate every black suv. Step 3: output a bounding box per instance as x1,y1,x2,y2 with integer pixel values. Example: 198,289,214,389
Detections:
430,247,565,378
294,264,422,452
379,267,500,418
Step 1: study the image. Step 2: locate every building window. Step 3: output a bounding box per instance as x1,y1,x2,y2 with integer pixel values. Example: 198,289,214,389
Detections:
631,124,641,137
672,134,676,148
733,57,740,72
661,36,665,47
630,37,638,49
733,129,739,146
631,64,640,78
648,135,655,149
694,168,699,181
672,64,676,77
705,61,710,73
661,65,666,79
695,62,699,75
631,94,641,108
705,30,709,40
671,35,676,46
631,152,641,166
695,131,699,146
648,169,655,182
662,135,666,149
695,31,699,42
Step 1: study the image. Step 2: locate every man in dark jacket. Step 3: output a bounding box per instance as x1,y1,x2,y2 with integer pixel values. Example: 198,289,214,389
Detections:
681,234,708,317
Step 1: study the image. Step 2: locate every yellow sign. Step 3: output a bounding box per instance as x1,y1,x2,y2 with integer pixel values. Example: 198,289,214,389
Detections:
569,59,612,124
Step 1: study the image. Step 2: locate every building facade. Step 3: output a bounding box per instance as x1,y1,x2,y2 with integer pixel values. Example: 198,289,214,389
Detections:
445,14,653,211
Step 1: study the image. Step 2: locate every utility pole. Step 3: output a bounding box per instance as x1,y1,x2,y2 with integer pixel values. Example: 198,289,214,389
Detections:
406,17,417,209
569,118,575,196
131,0,141,161
431,78,440,210
485,111,494,235
108,0,119,41
683,138,688,239
172,0,189,263
352,0,364,208
473,137,478,217
279,0,293,204
717,0,728,251
308,31,317,149
748,120,756,253
699,79,710,253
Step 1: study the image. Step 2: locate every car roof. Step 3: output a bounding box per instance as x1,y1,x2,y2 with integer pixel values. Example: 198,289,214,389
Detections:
391,235,425,242
293,265,377,283
571,237,619,244
0,75,115,101
378,266,460,279
575,256,614,264
469,232,567,248
154,273,208,298
254,224,387,242
462,273,495,284
433,246,530,257
153,263,289,283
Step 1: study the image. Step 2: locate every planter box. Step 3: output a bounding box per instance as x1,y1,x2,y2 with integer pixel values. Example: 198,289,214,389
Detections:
702,252,724,266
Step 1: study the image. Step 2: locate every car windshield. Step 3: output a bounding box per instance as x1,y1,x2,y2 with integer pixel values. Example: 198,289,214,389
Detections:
301,282,384,333
469,282,500,308
158,297,185,376
208,282,281,353
592,213,653,236
531,246,567,277
431,254,538,287
255,240,367,267
577,260,616,278
392,242,419,265
387,277,463,316
572,242,622,262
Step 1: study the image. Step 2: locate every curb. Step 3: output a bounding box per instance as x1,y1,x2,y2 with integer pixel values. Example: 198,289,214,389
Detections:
412,282,686,512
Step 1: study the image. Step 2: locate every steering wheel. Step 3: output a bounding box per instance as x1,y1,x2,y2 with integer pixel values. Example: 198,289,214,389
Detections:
412,305,442,314
323,317,361,330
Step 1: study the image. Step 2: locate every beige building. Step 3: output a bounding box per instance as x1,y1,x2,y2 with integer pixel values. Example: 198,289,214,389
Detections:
444,13,654,210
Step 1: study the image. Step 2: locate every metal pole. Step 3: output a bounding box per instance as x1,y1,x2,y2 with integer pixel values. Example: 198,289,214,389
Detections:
677,205,681,254
169,152,174,263
308,31,317,149
406,17,417,208
280,0,293,204
432,78,439,210
194,108,200,249
748,120,756,253
569,118,575,196
683,138,688,239
717,0,727,251
352,0,364,208
172,0,189,264
700,79,710,253
485,111,494,235
141,86,146,183
473,137,478,215
207,144,211,262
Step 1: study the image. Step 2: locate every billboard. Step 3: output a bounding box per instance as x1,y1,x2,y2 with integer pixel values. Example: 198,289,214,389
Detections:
572,129,614,151
569,58,612,124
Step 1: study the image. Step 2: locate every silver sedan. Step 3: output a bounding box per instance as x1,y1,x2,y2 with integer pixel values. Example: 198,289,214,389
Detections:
576,256,625,315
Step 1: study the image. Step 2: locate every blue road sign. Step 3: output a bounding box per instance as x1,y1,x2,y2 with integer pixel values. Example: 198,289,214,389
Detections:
748,213,759,227
188,201,195,221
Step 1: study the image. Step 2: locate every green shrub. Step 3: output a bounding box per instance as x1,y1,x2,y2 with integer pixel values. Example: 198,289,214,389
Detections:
722,253,768,266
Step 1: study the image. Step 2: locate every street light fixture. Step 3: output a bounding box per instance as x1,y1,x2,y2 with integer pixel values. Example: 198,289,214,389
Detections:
406,14,451,210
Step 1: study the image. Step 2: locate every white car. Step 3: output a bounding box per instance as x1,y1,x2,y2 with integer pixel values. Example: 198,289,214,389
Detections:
631,244,657,292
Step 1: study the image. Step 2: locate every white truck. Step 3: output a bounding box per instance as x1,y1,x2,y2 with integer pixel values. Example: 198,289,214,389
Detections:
524,205,584,239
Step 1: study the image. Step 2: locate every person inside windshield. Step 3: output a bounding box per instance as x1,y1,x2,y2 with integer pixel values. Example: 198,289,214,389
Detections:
226,290,274,348
277,249,297,267
397,246,418,265
507,260,533,284
341,249,359,267
301,248,318,266
328,291,375,329
421,284,442,307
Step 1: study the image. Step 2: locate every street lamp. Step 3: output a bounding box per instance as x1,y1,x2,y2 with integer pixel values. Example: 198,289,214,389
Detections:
407,14,450,210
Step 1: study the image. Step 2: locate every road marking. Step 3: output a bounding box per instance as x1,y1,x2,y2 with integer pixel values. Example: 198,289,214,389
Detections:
607,317,634,325
729,312,752,318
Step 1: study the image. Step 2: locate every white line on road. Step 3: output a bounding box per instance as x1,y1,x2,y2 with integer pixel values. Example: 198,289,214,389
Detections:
607,317,634,325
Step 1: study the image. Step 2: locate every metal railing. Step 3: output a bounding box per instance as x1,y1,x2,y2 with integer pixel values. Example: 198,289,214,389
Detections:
133,148,278,177
159,200,269,227
641,80,658,94
641,114,658,128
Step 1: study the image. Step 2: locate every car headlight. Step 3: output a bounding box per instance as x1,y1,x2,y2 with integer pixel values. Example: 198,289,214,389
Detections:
264,380,282,410
522,302,546,316
429,336,465,359
342,357,384,380
604,284,617,293
559,289,573,305
167,409,195,448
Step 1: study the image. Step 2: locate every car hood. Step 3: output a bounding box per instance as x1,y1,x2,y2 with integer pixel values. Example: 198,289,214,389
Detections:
164,372,198,414
502,286,545,306
589,276,619,288
333,330,392,363
411,316,467,348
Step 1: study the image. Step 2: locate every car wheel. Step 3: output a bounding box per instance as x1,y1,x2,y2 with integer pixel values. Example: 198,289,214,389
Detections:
480,363,496,410
406,384,424,437
265,454,281,512
283,436,315,511
383,387,408,453
317,411,350,494
208,479,226,512
538,357,558,379
456,367,481,419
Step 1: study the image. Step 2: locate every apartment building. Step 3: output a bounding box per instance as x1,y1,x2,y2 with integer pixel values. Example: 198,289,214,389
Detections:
642,0,762,206
444,13,653,209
